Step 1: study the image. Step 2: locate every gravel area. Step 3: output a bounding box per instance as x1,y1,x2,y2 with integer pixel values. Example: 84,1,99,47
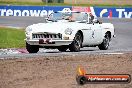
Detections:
0,54,132,88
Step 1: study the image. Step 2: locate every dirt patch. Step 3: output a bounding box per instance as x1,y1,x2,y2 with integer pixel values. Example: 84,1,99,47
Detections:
0,54,132,88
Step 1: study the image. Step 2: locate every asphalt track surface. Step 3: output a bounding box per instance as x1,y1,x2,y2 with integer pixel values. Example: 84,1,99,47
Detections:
0,17,132,58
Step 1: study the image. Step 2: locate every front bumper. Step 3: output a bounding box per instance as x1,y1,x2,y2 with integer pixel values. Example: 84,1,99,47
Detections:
25,39,73,46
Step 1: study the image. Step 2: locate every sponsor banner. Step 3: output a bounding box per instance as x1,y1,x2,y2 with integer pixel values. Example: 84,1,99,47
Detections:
94,7,132,18
0,6,71,17
72,6,97,17
0,6,131,18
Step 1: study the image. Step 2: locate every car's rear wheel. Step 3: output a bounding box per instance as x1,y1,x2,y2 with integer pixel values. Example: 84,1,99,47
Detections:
26,42,39,53
58,46,68,52
69,32,82,52
98,33,110,50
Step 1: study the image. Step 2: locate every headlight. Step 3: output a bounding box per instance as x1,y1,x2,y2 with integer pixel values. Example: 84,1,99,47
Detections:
65,28,73,35
25,27,32,35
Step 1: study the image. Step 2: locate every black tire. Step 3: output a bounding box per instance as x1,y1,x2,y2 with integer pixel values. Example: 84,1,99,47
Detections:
98,33,110,50
58,46,68,52
69,32,82,52
26,42,39,53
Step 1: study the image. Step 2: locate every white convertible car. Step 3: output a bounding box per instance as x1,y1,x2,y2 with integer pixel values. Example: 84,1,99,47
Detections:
25,11,115,53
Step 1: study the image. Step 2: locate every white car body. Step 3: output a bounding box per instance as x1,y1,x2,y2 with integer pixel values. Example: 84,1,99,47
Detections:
25,11,115,53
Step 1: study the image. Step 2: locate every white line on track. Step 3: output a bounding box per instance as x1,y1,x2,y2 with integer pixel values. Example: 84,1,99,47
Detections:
0,25,23,29
102,53,124,55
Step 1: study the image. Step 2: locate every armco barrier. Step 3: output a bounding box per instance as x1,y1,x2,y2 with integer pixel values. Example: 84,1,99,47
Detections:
0,5,131,18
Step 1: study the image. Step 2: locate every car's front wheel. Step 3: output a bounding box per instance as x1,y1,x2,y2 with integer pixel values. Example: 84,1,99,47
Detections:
98,33,110,50
69,32,82,52
26,42,39,53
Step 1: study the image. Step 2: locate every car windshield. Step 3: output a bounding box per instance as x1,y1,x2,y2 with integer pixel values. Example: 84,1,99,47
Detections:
48,12,88,22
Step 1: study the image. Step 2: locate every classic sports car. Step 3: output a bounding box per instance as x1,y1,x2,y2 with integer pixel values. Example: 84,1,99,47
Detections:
25,11,115,53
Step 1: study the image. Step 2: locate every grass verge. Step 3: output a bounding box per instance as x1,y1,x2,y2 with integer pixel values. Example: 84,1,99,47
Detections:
0,1,132,7
0,27,25,49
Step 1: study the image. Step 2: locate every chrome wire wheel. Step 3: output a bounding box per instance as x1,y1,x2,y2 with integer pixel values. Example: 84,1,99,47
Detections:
98,33,110,50
69,32,82,52
103,34,109,48
74,34,81,50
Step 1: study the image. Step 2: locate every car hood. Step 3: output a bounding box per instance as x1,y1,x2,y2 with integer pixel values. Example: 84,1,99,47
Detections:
29,21,87,33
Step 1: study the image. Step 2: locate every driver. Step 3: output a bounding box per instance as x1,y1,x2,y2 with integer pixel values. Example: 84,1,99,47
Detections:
89,13,94,23
89,13,100,24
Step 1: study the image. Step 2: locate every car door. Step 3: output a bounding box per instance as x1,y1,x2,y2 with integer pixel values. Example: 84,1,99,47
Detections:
90,23,103,45
82,23,103,46
81,24,94,46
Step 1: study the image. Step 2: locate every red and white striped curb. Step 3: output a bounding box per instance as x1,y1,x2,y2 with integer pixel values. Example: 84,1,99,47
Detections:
0,48,28,55
0,48,59,55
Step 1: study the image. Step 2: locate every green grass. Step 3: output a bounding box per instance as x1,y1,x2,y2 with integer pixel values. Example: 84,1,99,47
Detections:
0,27,25,48
0,1,132,7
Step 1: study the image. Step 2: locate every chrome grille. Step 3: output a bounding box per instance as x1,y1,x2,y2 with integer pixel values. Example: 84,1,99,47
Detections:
32,33,62,39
